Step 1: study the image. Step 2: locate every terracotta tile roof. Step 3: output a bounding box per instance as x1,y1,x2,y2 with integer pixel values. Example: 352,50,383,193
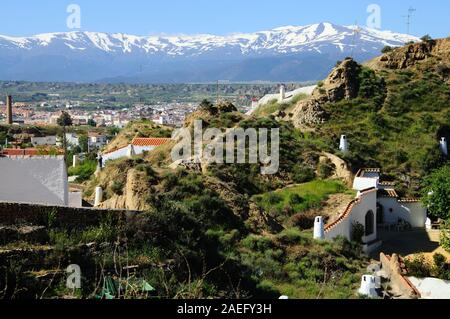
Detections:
0,148,64,156
132,137,172,147
378,188,399,198
398,198,421,203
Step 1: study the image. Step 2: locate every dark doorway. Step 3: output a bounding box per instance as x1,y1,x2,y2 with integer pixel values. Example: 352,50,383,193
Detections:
377,203,384,224
365,210,375,236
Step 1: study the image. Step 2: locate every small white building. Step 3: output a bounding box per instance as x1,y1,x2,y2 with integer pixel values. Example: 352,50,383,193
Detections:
317,168,427,253
88,132,108,149
31,136,57,147
64,133,80,148
0,156,81,207
153,115,169,126
101,137,171,166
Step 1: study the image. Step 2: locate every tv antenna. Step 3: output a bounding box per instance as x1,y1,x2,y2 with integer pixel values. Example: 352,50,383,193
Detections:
350,22,361,58
403,7,416,35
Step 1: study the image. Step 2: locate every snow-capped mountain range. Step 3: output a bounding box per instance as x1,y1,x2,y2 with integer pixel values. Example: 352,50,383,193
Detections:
0,23,419,83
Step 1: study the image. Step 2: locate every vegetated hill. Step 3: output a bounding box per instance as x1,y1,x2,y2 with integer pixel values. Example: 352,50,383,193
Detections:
6,40,448,300
58,94,370,299
285,37,450,196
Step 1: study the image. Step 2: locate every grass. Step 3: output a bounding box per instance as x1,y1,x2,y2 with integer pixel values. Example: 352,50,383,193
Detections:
68,160,97,183
253,180,348,219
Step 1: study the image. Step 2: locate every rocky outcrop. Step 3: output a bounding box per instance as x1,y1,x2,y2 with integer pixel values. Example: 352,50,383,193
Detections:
368,37,450,70
288,99,327,129
320,152,353,186
313,58,361,102
99,169,151,211
287,58,361,129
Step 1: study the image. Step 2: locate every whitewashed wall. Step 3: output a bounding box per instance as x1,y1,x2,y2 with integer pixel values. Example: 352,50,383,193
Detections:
325,190,378,243
0,157,68,206
378,198,427,228
102,145,155,165
68,192,83,208
353,177,379,191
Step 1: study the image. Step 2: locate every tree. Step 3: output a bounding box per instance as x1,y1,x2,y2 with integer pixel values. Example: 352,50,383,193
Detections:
57,111,73,127
436,64,450,81
78,135,89,153
381,46,393,54
57,112,73,163
421,34,433,42
422,165,450,220
87,119,97,127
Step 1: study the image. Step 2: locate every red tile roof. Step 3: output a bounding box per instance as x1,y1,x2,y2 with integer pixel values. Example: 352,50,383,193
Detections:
0,148,64,156
131,137,172,147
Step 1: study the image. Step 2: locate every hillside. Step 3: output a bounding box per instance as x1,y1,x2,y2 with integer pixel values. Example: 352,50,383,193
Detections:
283,37,450,195
2,38,449,300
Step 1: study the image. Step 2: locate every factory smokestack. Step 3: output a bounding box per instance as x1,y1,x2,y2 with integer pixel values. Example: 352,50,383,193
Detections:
6,95,13,125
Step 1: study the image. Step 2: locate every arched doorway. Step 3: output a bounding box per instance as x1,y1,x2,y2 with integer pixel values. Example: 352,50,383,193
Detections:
365,210,375,236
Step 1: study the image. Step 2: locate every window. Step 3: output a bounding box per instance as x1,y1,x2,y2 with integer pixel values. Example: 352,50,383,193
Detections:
365,210,375,236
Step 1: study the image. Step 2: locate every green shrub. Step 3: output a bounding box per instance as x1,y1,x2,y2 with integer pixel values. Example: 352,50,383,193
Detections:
292,165,315,183
351,222,365,244
405,255,432,277
242,235,274,251
68,160,97,182
289,194,304,206
277,228,304,245
111,181,124,195
318,160,335,179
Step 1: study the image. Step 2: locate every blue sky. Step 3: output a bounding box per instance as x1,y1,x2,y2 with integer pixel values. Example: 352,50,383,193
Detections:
0,0,448,38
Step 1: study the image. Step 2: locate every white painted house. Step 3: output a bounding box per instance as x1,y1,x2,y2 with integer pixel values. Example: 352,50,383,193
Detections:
315,168,427,253
247,85,317,115
0,156,81,207
101,137,171,166
31,136,57,147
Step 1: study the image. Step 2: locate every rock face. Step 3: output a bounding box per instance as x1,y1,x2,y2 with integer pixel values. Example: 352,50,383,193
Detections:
99,169,151,211
313,58,360,102
289,99,327,129
369,37,450,70
287,58,361,129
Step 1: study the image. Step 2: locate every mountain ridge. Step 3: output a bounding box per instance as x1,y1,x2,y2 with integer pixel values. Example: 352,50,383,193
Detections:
0,22,420,83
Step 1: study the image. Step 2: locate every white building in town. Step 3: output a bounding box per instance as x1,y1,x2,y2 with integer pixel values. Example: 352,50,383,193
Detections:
315,168,427,253
31,136,57,147
88,132,108,149
101,137,171,166
0,156,82,207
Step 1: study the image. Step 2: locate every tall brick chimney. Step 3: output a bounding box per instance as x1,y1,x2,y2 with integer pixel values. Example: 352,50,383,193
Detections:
6,95,13,125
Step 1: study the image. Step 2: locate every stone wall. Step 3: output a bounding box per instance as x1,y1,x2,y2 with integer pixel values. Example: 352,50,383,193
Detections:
380,253,421,299
0,201,141,229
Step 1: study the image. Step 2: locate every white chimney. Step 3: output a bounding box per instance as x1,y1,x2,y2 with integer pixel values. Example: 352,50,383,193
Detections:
440,137,448,156
73,155,79,168
279,85,286,101
358,275,378,298
339,135,349,153
94,186,103,207
313,216,325,240
127,144,136,158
